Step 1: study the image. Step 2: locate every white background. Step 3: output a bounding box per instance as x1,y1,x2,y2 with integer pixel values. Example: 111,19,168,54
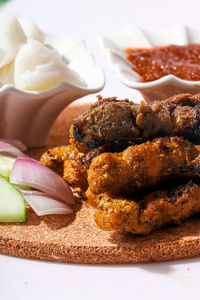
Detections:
1,0,200,299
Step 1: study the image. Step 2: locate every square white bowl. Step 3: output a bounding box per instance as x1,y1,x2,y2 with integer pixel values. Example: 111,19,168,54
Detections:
99,25,200,102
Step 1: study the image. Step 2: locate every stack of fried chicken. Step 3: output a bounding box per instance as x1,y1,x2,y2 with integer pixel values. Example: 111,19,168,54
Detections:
41,93,200,235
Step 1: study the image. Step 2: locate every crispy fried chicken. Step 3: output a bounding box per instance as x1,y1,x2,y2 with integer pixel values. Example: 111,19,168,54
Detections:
40,145,84,176
63,146,109,191
86,180,200,235
40,93,200,235
72,93,200,149
88,137,200,195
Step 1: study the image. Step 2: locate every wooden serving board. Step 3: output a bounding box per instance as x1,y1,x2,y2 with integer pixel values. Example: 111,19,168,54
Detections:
1,103,200,264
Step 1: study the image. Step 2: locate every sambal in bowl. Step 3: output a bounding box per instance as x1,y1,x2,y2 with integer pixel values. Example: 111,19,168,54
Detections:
99,25,200,102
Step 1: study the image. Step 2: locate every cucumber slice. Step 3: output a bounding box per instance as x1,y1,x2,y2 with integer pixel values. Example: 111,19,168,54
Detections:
0,154,32,190
0,154,16,179
15,184,32,190
0,175,27,222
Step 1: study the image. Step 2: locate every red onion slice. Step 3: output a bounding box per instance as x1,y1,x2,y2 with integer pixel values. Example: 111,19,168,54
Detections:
0,139,27,152
10,157,74,204
24,192,73,216
0,141,27,157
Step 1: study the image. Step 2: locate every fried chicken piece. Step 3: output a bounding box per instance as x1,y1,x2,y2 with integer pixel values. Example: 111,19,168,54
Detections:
88,137,200,195
40,126,89,177
72,93,200,149
40,142,111,191
63,145,111,191
86,181,200,234
69,124,90,154
40,145,84,174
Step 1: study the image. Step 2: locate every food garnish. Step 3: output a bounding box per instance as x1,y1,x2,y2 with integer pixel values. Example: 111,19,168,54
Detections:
0,141,27,157
0,154,16,180
0,140,74,222
10,157,74,204
0,138,27,152
0,175,27,223
19,189,72,216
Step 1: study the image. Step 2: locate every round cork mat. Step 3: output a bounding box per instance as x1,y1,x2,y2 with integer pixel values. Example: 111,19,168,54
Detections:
1,103,200,264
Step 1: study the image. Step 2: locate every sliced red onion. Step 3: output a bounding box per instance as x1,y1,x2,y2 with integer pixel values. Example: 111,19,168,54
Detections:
10,157,74,204
24,192,73,216
0,141,27,157
0,139,27,152
16,188,43,195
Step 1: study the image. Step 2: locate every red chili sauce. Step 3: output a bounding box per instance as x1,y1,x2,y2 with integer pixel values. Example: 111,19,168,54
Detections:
125,44,200,82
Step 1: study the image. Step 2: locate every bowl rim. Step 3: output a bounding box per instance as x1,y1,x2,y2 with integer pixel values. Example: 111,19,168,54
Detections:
0,33,105,96
99,25,200,89
0,78,105,99
115,64,200,89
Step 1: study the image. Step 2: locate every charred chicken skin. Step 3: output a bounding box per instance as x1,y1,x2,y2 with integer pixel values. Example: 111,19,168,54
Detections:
86,181,200,235
72,93,200,149
88,137,200,195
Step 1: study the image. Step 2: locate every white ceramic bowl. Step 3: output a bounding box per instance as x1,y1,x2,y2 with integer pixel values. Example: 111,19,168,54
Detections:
99,25,200,102
0,34,105,148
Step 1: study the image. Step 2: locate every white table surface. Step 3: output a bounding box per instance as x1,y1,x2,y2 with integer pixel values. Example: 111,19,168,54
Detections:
1,0,200,299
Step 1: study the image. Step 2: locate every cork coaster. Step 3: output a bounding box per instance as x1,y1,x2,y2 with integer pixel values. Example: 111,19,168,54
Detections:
1,102,200,264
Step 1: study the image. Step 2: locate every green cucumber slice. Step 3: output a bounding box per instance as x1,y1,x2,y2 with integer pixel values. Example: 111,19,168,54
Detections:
16,184,32,190
0,175,27,222
0,154,32,190
0,154,16,180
